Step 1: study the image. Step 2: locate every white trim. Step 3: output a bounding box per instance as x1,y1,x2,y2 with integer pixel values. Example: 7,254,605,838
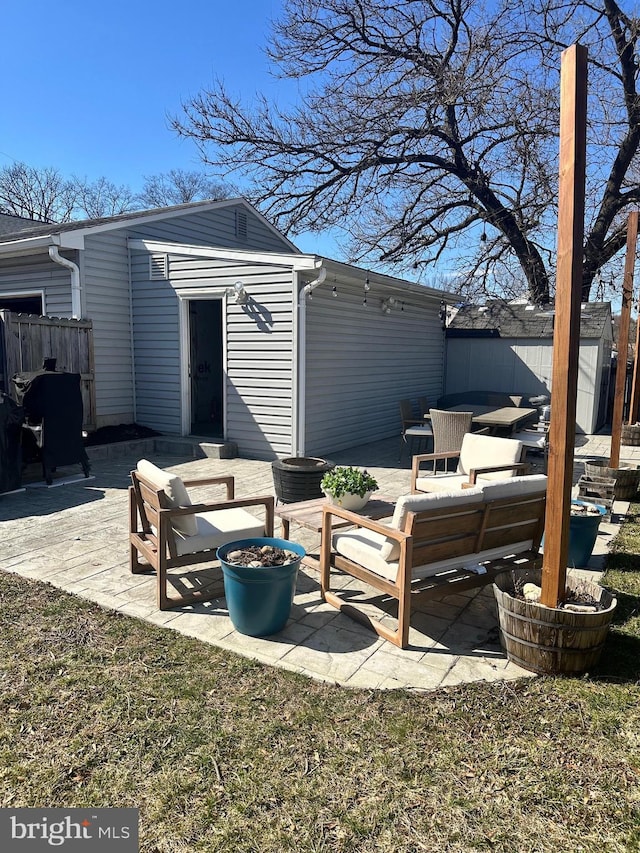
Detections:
127,248,136,423
178,296,190,436
291,270,301,456
0,289,45,313
128,238,322,271
177,289,228,438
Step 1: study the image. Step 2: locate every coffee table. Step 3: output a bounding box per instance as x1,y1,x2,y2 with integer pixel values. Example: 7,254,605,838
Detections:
275,495,396,540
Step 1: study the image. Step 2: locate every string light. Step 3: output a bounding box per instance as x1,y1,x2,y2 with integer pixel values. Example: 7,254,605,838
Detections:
332,285,337,297
363,276,370,307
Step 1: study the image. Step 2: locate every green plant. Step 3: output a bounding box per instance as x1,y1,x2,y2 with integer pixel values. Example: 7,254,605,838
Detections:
320,465,378,498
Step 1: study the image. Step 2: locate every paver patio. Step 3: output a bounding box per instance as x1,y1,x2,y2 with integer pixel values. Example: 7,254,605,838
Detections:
0,432,636,691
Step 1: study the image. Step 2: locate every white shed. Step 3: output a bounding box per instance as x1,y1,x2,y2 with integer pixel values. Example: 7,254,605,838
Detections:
444,301,613,433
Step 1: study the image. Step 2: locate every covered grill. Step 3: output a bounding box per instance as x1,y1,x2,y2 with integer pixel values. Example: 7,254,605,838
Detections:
12,361,91,485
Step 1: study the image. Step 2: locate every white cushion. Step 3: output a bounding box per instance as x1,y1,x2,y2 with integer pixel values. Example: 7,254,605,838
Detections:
380,488,484,560
480,474,547,501
458,433,524,479
415,473,470,493
137,459,197,536
174,508,265,557
332,532,534,584
405,425,433,436
332,527,397,576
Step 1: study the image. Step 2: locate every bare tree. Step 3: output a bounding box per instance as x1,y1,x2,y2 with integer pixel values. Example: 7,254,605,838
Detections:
173,0,640,305
0,162,77,223
138,168,235,208
74,176,139,219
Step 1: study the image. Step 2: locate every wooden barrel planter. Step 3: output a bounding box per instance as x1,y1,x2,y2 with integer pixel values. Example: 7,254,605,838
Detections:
271,456,335,504
621,424,640,446
493,567,617,675
584,459,640,501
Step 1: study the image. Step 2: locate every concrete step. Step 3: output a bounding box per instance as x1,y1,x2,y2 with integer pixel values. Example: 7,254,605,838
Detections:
152,436,238,460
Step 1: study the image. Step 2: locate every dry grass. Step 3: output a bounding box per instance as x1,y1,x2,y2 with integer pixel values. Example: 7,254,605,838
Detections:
1,509,639,852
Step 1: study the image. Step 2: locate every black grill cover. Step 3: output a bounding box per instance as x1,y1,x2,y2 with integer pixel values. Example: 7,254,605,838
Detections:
12,370,89,471
0,393,24,493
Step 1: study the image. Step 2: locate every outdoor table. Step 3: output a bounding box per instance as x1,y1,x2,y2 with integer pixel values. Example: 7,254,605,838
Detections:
426,404,537,434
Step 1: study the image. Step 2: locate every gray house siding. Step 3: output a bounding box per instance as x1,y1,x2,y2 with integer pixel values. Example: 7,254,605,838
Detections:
131,252,296,458
128,204,294,254
303,285,445,455
0,253,73,317
82,232,134,426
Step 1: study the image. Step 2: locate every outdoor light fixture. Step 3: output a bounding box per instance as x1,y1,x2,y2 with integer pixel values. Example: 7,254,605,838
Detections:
381,297,398,314
438,299,447,329
227,280,249,304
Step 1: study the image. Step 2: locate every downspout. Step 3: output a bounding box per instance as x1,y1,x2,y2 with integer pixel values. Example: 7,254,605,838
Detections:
295,265,326,455
127,247,137,422
49,245,82,319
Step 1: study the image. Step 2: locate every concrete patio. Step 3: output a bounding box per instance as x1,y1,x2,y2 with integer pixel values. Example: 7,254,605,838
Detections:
0,432,636,692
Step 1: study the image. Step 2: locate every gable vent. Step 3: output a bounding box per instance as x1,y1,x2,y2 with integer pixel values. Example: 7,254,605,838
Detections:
149,254,168,280
235,210,248,241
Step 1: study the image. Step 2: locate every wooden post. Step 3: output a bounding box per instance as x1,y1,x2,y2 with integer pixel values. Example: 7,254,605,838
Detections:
630,292,640,425
540,44,588,609
618,212,639,443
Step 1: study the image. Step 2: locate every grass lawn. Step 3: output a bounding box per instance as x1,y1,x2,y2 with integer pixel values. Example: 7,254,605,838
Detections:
1,508,639,852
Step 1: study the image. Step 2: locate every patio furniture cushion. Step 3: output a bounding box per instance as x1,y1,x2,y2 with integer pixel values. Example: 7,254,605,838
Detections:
458,433,524,477
479,473,547,500
173,509,266,557
137,459,197,536
414,472,470,492
380,488,484,560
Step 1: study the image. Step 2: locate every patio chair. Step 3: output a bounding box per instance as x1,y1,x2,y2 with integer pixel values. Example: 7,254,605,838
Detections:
426,408,474,473
417,396,431,417
411,431,529,493
399,399,433,460
129,459,274,610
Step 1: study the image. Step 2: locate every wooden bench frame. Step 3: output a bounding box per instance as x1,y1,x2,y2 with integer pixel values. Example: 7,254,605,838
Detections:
129,470,274,610
320,489,546,648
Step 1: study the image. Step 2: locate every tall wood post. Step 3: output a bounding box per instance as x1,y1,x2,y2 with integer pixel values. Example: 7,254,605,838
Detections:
618,212,639,443
540,44,588,609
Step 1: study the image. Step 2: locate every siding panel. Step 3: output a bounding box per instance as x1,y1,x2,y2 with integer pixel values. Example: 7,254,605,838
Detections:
303,285,445,456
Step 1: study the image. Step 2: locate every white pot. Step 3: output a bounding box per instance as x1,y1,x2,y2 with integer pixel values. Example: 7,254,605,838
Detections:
324,490,372,511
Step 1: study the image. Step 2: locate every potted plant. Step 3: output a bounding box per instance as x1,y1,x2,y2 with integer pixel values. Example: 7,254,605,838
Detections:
217,537,306,637
321,466,379,511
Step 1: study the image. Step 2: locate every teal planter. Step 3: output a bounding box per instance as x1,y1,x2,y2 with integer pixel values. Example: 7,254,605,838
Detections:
541,500,606,567
217,537,305,637
567,500,606,567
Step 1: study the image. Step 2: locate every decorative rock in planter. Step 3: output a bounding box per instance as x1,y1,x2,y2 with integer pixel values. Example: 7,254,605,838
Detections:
584,459,640,501
493,567,617,675
271,457,335,504
217,537,306,636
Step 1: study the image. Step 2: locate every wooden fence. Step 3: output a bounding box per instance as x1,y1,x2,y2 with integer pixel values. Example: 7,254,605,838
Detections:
0,311,96,430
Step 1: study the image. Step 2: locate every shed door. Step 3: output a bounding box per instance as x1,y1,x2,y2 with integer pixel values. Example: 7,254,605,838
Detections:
189,300,223,437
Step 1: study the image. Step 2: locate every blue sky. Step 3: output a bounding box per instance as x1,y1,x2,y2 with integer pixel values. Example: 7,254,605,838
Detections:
1,0,333,254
